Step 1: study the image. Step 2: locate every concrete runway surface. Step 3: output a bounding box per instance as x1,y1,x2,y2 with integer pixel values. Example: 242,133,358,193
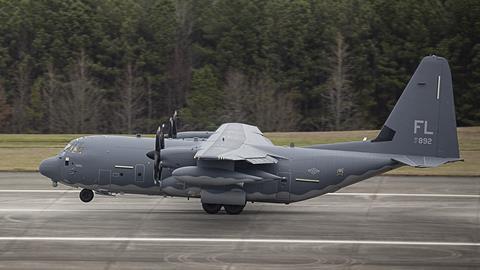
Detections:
0,172,479,269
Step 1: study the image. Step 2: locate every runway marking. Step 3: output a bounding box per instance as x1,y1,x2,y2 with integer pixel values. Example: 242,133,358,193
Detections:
0,237,478,246
0,190,78,193
0,190,478,198
0,209,108,212
327,193,480,198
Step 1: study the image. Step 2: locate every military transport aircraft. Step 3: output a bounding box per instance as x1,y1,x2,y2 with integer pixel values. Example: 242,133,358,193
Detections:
39,56,461,214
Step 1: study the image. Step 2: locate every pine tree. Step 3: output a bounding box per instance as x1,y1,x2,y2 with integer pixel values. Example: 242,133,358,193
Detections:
322,32,354,130
0,83,11,131
182,65,223,130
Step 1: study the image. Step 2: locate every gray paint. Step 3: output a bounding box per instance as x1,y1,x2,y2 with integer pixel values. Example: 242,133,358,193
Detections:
308,56,460,162
39,56,461,212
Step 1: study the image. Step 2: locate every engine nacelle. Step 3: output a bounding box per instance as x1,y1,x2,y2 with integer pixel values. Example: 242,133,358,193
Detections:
161,147,197,169
176,131,214,140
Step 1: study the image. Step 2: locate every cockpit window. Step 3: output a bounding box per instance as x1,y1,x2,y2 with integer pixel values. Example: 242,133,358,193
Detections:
63,143,72,152
72,143,84,153
63,139,85,154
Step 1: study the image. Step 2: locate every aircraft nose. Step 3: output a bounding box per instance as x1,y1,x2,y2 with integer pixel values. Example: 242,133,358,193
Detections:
39,157,60,180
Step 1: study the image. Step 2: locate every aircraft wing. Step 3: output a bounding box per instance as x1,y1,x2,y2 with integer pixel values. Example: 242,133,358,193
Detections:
194,123,278,164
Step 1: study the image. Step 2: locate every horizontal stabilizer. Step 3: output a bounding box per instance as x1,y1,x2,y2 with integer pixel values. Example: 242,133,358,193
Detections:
392,155,463,168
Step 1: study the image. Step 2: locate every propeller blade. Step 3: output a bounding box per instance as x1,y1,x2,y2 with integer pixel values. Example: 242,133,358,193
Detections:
172,110,178,138
155,126,161,152
160,124,165,149
153,124,165,181
158,164,163,181
168,117,173,138
154,150,160,180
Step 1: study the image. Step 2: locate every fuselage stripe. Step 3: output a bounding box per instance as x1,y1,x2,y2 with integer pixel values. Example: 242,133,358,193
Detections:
295,178,320,183
114,165,134,169
437,75,441,99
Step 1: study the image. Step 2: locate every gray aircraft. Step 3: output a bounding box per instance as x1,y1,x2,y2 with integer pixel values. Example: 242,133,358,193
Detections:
39,56,461,214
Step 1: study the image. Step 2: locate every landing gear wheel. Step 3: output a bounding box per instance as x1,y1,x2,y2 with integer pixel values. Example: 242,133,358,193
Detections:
79,189,94,203
202,203,222,214
224,204,245,215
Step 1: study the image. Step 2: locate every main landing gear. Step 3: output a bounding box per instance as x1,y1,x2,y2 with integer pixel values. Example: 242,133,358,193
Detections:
79,189,94,203
202,203,222,214
223,204,244,215
201,203,245,215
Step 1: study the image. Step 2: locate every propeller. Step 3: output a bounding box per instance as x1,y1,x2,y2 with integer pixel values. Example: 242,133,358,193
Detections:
146,111,179,183
153,124,165,182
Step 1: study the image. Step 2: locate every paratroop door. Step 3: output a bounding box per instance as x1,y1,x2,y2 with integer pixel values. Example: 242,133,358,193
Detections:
97,169,111,187
135,164,145,182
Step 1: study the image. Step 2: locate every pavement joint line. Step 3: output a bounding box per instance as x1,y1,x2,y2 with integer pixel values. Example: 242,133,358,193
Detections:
327,193,480,198
0,209,196,212
0,237,478,246
0,190,78,193
0,190,479,198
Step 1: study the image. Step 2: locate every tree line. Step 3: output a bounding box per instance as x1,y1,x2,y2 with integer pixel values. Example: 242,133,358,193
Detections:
0,0,478,133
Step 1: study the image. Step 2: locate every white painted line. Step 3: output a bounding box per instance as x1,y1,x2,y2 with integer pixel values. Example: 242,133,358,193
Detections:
437,75,441,99
296,178,320,183
0,190,478,198
327,193,480,198
0,237,478,246
114,165,134,169
0,190,78,193
0,208,191,212
0,209,96,212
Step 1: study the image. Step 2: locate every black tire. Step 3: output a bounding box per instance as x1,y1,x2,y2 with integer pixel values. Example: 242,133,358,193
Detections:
224,204,245,215
79,189,94,203
202,203,221,214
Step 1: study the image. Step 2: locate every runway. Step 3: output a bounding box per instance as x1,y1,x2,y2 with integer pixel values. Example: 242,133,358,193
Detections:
0,173,479,269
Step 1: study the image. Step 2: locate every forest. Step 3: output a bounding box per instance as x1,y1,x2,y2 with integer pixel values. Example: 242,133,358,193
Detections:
0,0,478,133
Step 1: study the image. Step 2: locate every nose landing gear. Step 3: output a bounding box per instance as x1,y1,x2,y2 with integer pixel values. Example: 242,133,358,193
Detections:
79,189,94,203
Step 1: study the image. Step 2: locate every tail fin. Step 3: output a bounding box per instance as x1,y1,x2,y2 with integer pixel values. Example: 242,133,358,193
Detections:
373,56,460,165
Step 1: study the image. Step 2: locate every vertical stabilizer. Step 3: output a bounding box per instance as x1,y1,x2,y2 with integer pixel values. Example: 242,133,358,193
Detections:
373,56,459,159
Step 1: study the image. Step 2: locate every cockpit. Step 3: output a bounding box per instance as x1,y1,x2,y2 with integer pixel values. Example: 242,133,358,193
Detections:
63,138,85,154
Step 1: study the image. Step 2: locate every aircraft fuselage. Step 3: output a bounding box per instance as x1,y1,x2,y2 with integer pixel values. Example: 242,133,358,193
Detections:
40,135,398,204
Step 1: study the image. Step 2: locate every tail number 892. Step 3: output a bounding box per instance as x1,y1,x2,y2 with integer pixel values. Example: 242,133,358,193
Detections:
414,137,433,145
